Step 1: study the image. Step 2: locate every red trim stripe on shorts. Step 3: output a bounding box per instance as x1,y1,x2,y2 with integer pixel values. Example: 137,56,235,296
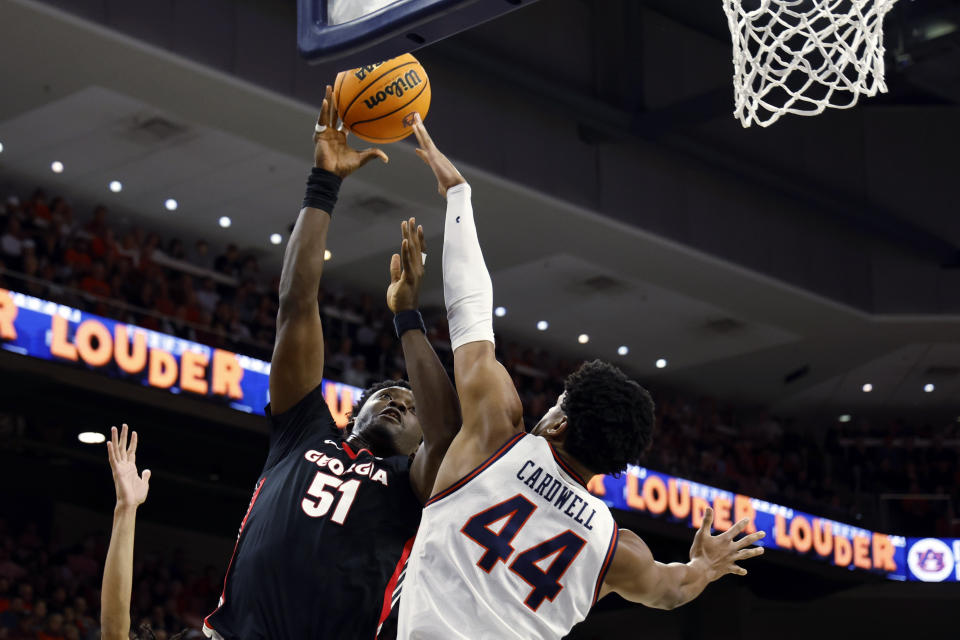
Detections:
376,535,416,636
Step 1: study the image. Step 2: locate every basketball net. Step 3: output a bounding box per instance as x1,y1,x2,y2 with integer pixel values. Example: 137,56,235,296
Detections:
723,0,899,127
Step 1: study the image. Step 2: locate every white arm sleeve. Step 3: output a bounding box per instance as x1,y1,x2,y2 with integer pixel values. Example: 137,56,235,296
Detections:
442,183,495,352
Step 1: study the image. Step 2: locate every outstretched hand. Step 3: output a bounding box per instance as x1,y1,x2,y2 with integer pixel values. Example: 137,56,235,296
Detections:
387,217,426,313
410,113,465,197
107,424,151,509
314,85,389,177
688,507,764,581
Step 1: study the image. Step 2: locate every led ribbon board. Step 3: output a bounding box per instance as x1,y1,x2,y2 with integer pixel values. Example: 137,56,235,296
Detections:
0,289,362,426
588,466,960,582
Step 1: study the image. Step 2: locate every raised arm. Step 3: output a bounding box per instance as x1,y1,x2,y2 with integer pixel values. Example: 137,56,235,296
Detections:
411,116,523,456
101,424,151,640
270,85,388,414
387,217,462,501
600,508,764,609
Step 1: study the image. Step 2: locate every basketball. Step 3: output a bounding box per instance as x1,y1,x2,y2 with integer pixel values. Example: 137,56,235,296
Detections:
334,53,431,144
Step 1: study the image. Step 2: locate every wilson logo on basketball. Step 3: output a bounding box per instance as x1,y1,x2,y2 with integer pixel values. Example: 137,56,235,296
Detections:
353,61,385,81
363,70,424,110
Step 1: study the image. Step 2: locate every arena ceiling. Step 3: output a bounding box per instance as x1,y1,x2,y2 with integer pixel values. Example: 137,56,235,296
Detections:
0,0,958,418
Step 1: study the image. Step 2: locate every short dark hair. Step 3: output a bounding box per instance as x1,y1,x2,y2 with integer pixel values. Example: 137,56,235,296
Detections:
348,379,411,431
561,360,654,476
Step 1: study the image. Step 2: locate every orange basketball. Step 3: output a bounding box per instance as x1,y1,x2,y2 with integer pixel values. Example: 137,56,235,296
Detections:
334,53,431,144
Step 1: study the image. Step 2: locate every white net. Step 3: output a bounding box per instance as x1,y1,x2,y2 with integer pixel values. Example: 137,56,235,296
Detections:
723,0,899,127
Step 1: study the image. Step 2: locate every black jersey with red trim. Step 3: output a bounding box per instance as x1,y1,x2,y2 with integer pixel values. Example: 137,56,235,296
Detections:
204,384,421,640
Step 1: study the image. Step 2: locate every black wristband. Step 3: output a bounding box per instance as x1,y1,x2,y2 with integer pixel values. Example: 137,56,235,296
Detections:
302,167,342,215
394,309,426,338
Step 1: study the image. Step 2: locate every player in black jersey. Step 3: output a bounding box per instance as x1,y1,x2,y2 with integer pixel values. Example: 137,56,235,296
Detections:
203,87,460,640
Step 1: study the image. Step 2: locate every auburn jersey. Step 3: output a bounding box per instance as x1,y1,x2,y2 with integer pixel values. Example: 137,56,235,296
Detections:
204,384,421,640
397,433,618,640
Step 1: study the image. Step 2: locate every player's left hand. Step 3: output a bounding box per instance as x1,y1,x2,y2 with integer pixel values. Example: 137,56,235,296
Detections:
688,508,764,581
387,217,425,313
107,424,151,509
314,84,389,177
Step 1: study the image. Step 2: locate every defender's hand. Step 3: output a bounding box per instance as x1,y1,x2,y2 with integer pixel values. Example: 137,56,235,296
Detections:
688,508,764,581
314,84,389,177
410,113,465,197
107,424,151,509
387,217,425,313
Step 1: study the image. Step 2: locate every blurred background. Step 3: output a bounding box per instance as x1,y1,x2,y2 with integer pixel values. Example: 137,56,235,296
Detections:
0,0,958,638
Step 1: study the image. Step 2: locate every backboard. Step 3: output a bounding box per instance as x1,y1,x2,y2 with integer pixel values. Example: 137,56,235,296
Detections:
297,0,537,66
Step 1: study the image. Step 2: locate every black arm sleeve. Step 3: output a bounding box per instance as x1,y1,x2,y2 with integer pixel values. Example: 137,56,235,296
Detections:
263,383,339,470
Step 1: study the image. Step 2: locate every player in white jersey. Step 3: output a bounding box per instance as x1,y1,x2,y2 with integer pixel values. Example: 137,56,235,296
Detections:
397,116,765,640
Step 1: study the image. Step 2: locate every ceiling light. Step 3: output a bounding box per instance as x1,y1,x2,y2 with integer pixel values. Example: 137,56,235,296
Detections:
165,198,178,211
924,383,934,393
270,233,282,245
219,216,232,228
324,249,332,261
838,414,852,423
77,432,105,444
51,161,64,174
0,141,4,153
862,383,873,393
536,320,548,331
109,180,122,193
617,346,629,356
656,358,667,369
494,306,507,317
578,334,589,344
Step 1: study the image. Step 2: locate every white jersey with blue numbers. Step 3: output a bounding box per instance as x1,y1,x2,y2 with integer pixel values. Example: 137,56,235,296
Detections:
397,432,619,640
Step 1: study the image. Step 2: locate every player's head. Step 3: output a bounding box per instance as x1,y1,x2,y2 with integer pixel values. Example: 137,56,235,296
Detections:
530,360,654,476
348,379,421,457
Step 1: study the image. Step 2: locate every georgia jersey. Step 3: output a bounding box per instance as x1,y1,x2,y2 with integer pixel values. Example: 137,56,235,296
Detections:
397,432,618,640
203,384,421,640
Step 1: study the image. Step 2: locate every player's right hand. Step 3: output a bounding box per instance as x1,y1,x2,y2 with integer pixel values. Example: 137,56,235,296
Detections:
688,507,764,581
410,113,466,197
314,84,389,177
387,217,425,313
107,424,151,509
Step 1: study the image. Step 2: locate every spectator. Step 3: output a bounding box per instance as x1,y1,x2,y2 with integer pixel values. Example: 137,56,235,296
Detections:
35,228,63,267
166,238,186,261
238,256,259,282
140,233,161,272
232,278,259,324
80,262,112,298
194,278,219,315
189,239,213,271
341,355,369,388
85,205,108,238
26,189,50,223
116,232,140,267
0,217,24,269
328,337,355,374
153,280,176,317
91,227,116,260
214,244,239,277
63,238,92,275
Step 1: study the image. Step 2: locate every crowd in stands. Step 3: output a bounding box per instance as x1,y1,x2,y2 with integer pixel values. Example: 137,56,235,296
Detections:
1,186,958,536
0,519,211,639
645,399,960,535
